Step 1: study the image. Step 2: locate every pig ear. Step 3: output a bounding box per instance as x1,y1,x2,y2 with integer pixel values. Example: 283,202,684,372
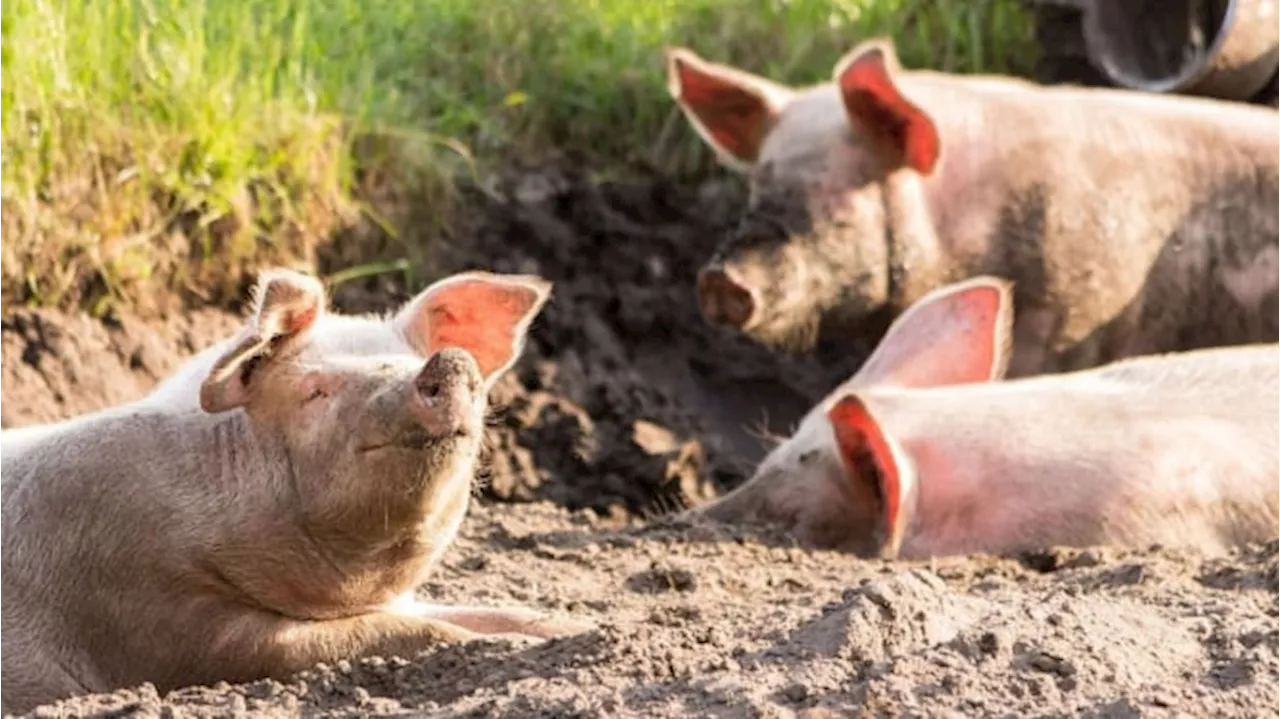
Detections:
199,269,327,414
853,276,1014,389
826,393,914,558
833,39,940,175
665,46,794,172
394,271,552,383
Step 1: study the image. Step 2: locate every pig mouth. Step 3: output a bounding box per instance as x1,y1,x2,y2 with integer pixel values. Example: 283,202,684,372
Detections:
357,427,474,454
744,310,823,355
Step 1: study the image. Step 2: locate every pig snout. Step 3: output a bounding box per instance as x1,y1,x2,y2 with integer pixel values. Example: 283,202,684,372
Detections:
409,348,483,437
697,264,760,329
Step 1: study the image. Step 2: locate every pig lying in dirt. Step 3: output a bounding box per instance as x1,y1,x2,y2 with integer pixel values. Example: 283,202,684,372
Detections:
687,276,1280,559
0,268,588,714
666,37,1280,376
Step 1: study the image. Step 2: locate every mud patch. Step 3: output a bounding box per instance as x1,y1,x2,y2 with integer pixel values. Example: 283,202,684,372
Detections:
21,503,1280,718
436,164,861,517
1,308,239,428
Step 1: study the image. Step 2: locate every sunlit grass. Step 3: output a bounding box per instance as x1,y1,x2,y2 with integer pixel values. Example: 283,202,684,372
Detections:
0,0,1036,313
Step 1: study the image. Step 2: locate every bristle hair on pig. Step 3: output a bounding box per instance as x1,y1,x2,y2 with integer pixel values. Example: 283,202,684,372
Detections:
687,276,1280,559
666,37,1279,375
1,267,588,714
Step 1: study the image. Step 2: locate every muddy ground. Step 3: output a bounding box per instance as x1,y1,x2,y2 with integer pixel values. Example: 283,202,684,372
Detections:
5,8,1279,718
4,160,1277,718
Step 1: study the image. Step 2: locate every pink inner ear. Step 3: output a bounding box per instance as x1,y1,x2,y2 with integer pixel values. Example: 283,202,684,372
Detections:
285,306,318,336
839,57,939,174
424,280,540,380
827,395,902,546
676,59,771,163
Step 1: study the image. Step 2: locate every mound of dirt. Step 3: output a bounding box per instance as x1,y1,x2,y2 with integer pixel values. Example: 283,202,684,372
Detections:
460,164,867,515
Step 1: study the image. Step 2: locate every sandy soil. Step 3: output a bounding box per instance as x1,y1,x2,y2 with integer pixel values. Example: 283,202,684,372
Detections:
3,163,1277,718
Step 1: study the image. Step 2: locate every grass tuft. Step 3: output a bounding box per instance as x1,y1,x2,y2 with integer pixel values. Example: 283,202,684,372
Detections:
1,0,1037,314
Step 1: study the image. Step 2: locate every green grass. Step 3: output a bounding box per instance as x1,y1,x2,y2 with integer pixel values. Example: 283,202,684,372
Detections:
1,0,1037,314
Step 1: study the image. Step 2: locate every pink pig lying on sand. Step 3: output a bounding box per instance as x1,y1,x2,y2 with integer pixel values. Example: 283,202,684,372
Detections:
0,268,589,714
686,276,1279,559
667,37,1279,376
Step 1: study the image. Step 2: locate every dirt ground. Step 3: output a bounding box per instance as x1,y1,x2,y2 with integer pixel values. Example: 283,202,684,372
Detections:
3,11,1278,710
4,158,1277,718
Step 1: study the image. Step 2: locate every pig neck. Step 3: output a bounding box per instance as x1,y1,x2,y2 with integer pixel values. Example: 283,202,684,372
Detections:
878,79,998,314
205,411,473,618
36,405,463,620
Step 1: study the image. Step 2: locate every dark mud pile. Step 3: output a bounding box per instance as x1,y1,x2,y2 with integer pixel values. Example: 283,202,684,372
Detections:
333,162,862,519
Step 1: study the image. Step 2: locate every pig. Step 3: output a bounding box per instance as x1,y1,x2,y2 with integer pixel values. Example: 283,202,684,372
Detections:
665,37,1280,376
0,267,588,714
686,275,1280,559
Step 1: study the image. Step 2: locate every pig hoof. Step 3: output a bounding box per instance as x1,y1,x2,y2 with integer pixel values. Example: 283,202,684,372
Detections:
481,614,595,640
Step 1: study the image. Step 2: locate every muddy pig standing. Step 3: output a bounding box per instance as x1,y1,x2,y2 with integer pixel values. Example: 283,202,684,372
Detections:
1,268,587,714
686,276,1279,559
666,37,1279,376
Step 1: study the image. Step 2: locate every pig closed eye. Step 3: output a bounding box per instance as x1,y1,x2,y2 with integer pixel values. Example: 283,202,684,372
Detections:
304,387,329,404
799,451,818,465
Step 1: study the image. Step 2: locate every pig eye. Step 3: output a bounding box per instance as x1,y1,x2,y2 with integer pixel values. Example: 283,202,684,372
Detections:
799,451,818,465
300,370,335,404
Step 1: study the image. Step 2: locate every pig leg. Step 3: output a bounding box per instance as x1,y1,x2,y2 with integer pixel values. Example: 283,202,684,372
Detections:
183,610,480,688
403,602,594,639
1,648,98,715
252,611,484,678
240,605,588,681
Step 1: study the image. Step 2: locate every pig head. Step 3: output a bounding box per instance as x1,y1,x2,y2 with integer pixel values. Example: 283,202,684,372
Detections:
666,37,1279,374
187,268,552,605
668,39,933,351
686,273,1013,555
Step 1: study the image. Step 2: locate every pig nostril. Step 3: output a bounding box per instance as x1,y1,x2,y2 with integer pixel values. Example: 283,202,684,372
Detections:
416,348,482,406
697,267,757,328
415,370,446,401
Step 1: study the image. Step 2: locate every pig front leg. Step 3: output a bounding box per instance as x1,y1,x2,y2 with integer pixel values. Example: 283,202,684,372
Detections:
237,602,591,682
0,646,101,715
252,611,483,678
8,614,477,715
395,600,595,639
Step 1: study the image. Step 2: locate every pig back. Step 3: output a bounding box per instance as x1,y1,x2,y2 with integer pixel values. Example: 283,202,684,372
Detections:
920,78,1278,375
863,345,1279,556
